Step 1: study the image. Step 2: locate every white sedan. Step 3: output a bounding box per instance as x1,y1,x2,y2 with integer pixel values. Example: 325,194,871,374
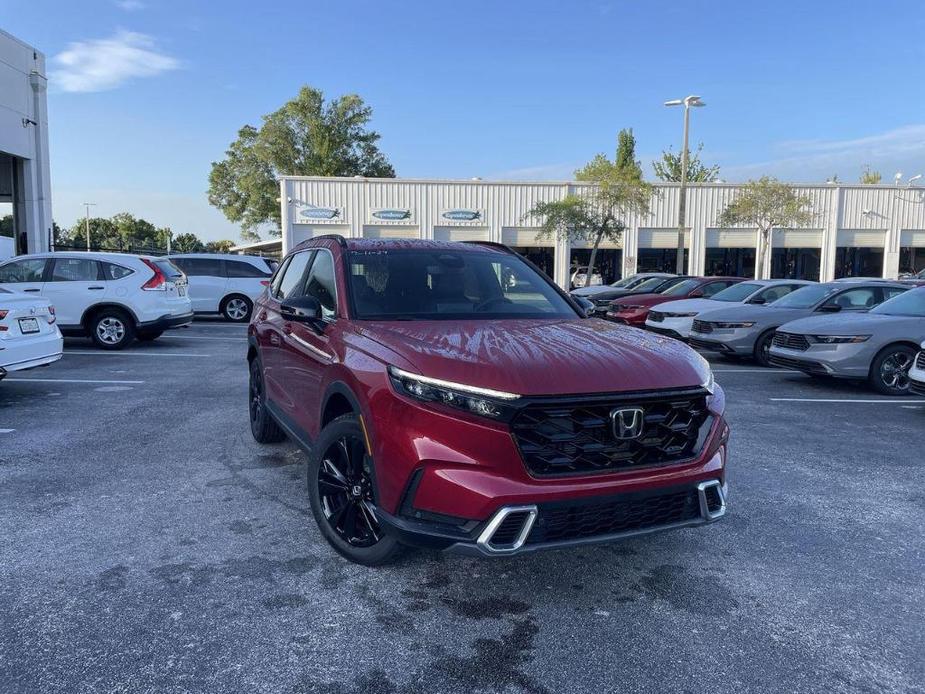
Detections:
0,288,63,380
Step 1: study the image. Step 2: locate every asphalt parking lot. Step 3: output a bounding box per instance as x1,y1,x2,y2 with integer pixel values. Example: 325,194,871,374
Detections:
2,320,923,694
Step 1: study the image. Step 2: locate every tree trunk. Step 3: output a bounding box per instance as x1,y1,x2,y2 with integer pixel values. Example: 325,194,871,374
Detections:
585,231,604,287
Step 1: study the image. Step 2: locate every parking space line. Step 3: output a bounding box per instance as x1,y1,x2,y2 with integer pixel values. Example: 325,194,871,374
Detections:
5,378,145,384
0,428,14,434
770,397,925,404
65,351,211,358
159,335,244,341
714,368,798,373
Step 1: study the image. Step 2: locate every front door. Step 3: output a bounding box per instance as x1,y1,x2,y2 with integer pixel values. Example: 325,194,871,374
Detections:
0,257,49,297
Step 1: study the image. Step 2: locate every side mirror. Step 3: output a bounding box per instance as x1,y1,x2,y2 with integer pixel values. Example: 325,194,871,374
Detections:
280,296,324,330
689,290,704,298
748,297,767,305
574,296,595,318
817,304,842,313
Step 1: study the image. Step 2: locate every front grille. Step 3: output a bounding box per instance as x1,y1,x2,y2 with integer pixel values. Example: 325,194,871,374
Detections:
691,319,713,334
768,355,828,374
689,337,726,352
772,331,810,351
916,351,925,370
510,389,713,477
910,379,925,396
526,487,701,544
648,311,665,322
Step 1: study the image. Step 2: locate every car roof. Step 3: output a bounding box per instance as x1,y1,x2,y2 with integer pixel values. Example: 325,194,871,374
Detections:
298,237,505,254
3,251,153,263
168,253,268,261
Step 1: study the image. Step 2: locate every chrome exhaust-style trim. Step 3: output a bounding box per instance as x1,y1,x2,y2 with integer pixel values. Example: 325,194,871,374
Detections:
697,479,726,521
476,505,538,555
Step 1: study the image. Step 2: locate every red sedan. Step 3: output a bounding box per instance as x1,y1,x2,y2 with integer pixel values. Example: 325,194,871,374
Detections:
606,276,748,326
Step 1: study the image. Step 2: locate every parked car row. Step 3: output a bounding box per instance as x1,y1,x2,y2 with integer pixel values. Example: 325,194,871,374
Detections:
578,274,925,397
0,251,277,354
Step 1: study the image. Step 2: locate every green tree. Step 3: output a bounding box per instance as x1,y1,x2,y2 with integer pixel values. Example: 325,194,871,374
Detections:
614,128,643,180
172,232,204,253
859,166,881,184
527,140,654,287
652,143,720,182
205,239,236,253
208,85,395,240
0,215,12,238
718,177,815,279
61,217,117,250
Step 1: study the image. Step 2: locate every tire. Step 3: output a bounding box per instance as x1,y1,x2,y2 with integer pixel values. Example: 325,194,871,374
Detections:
248,357,285,443
136,330,164,342
753,329,777,368
89,309,135,350
868,344,917,396
221,295,252,322
307,414,403,566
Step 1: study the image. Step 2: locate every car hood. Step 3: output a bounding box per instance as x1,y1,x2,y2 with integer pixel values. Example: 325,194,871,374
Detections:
612,292,681,307
357,319,710,396
695,303,812,327
778,312,925,337
651,298,725,314
571,285,613,297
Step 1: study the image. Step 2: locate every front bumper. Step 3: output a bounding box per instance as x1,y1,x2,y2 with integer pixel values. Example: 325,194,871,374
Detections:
646,316,695,340
378,477,727,557
688,328,760,355
768,342,872,377
909,361,925,395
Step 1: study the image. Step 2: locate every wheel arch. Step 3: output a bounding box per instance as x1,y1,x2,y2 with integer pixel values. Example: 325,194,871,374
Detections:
321,381,363,430
80,303,139,331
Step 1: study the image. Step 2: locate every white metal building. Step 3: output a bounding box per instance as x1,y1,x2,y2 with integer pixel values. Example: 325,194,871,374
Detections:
0,30,52,257
270,176,925,288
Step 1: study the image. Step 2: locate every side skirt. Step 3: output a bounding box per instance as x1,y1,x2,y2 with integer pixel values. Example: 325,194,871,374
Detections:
265,399,314,453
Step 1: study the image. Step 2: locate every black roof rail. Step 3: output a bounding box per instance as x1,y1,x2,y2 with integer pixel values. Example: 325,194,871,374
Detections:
312,233,348,248
461,240,517,255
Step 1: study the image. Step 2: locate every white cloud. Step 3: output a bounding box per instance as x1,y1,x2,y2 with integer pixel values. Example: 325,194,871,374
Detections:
50,31,179,93
722,124,925,183
114,0,146,10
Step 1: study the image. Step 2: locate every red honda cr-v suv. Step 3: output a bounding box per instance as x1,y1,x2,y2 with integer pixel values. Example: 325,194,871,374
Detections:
248,236,729,565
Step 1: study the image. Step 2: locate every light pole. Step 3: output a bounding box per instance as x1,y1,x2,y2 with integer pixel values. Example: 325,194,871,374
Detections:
82,202,96,252
664,95,705,274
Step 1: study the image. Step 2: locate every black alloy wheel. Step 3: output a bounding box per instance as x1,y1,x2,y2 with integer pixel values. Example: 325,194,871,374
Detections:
317,434,381,548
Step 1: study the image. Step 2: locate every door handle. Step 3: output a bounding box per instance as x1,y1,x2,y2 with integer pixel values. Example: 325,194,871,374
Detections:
88,286,105,290
23,288,40,292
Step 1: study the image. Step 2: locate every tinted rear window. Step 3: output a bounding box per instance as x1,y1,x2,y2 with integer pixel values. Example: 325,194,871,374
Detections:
226,259,271,278
154,259,184,279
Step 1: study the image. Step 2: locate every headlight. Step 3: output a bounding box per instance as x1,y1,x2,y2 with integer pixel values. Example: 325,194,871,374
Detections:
388,366,519,420
715,321,755,328
618,305,646,311
695,353,716,394
810,335,871,344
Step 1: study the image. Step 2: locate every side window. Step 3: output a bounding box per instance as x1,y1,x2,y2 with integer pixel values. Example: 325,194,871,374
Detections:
50,257,101,282
103,263,135,280
179,258,226,277
758,284,796,304
302,251,338,319
269,256,292,298
0,258,47,283
826,288,878,310
882,286,908,301
275,251,313,300
225,259,270,278
701,281,731,297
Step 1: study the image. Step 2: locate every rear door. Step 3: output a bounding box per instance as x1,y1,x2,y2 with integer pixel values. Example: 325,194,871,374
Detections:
175,257,227,312
0,257,49,296
224,258,271,302
42,256,106,326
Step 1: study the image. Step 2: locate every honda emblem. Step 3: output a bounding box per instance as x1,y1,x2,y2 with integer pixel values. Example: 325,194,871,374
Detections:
611,407,645,440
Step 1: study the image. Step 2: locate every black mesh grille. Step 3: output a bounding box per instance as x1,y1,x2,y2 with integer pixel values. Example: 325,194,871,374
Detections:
768,355,828,374
916,351,925,370
910,379,925,396
527,487,700,544
510,390,713,477
704,485,723,513
691,319,713,334
489,512,530,546
772,331,810,351
648,311,665,322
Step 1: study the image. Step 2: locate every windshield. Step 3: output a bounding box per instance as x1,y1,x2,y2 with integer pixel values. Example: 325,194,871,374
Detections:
660,279,701,297
772,283,838,309
631,276,671,293
917,268,925,279
871,289,925,316
609,275,643,289
348,249,577,320
712,282,763,302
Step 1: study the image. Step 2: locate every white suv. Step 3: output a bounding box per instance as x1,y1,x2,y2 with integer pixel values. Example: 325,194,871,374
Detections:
168,254,276,322
0,252,192,349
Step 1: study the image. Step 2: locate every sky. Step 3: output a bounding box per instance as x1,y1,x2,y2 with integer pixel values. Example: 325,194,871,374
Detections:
4,0,925,242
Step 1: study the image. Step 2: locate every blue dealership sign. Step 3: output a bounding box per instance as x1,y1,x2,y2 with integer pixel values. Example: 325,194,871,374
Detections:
372,208,412,221
297,204,341,220
441,209,482,222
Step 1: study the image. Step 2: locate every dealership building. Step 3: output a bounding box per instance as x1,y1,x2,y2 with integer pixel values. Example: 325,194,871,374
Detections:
0,30,51,257
233,176,925,288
